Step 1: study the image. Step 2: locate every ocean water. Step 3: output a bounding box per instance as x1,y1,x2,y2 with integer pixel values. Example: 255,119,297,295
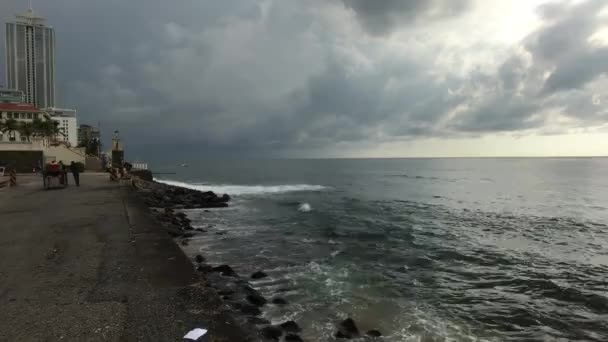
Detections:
154,158,608,341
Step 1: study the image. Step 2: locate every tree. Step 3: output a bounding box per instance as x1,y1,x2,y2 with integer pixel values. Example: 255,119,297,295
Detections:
18,121,35,142
1,118,19,141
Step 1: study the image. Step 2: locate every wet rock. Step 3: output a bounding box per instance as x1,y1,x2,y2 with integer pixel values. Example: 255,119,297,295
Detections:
195,254,205,263
251,271,268,279
180,240,189,246
240,303,261,316
335,318,360,339
248,317,271,325
261,325,283,340
285,334,304,342
196,264,213,273
182,233,194,238
246,293,267,307
175,212,187,219
217,288,235,296
221,194,231,202
272,297,288,305
279,321,301,333
212,264,238,277
366,330,382,337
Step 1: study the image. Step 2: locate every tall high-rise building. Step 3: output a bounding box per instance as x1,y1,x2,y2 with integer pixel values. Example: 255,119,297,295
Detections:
5,7,55,108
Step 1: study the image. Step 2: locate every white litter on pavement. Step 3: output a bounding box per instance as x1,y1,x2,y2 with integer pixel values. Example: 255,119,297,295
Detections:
184,328,208,340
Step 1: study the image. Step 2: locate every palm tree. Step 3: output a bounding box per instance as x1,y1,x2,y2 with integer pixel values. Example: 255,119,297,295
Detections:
1,118,19,142
18,121,35,142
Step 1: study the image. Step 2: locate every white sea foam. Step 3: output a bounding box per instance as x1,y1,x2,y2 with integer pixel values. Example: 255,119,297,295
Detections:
298,203,312,212
155,179,327,195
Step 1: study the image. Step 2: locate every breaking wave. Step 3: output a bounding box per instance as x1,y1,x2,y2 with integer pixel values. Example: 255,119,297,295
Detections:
154,179,327,196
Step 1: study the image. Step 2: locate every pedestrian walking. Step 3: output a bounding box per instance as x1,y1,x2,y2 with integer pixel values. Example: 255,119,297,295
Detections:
70,162,80,187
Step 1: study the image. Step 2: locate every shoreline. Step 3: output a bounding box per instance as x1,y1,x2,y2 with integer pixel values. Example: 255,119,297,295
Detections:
131,176,383,341
131,178,309,341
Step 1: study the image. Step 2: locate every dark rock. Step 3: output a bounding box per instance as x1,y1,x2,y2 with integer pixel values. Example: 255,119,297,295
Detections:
251,271,268,279
276,288,291,292
182,233,194,238
175,212,187,219
212,264,238,277
216,231,227,235
285,334,304,342
240,303,261,316
221,194,231,202
204,210,210,212
180,240,189,246
272,297,288,305
246,293,267,307
261,326,283,340
366,330,382,337
335,318,360,339
196,264,213,273
195,228,207,232
217,288,235,296
247,317,271,325
222,295,232,300
195,254,205,263
279,321,301,333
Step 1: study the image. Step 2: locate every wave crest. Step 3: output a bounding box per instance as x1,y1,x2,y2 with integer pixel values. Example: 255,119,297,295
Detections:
155,179,327,196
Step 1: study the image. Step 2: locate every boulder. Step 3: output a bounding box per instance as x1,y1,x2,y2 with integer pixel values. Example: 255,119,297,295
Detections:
279,321,301,333
196,264,213,273
246,293,267,307
212,264,238,277
261,326,283,340
272,297,288,305
240,303,261,316
175,212,187,219
247,317,271,325
366,330,382,337
251,271,268,279
195,254,205,263
335,318,360,339
285,334,304,342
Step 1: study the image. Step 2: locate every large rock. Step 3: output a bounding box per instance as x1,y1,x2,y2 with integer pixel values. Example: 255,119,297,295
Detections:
366,330,382,337
246,293,267,307
272,297,288,305
285,334,304,342
240,303,262,316
212,264,238,277
335,318,360,339
261,326,283,340
279,321,301,333
247,317,271,325
251,271,268,279
195,254,205,263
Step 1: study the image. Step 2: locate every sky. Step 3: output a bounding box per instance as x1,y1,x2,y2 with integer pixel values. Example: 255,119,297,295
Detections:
1,0,608,159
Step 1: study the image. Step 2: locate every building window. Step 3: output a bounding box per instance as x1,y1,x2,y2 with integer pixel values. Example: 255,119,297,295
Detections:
20,113,26,119
0,133,3,141
9,132,16,142
27,113,33,119
21,135,27,142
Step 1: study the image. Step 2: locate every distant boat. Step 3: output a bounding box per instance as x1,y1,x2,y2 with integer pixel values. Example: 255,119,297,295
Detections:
181,163,189,167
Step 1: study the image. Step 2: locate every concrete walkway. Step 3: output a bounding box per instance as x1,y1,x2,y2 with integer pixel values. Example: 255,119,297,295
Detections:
0,174,252,341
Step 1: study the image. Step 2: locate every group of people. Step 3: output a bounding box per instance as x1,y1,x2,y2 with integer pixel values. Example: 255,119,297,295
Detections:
43,160,81,187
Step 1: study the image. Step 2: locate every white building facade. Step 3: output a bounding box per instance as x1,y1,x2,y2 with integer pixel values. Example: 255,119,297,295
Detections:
45,107,78,147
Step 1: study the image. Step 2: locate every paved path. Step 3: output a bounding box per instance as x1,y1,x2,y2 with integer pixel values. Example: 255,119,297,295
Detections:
0,174,252,341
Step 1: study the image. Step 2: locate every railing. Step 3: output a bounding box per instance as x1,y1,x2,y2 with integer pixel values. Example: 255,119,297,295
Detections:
132,162,148,170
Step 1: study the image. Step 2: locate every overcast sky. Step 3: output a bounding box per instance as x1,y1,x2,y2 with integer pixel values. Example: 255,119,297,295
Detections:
2,0,608,158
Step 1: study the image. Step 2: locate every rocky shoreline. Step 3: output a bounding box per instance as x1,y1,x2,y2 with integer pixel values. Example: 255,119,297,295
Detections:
132,178,383,341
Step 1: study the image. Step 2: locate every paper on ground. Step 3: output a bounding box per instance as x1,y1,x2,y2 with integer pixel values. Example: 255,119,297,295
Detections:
184,328,208,340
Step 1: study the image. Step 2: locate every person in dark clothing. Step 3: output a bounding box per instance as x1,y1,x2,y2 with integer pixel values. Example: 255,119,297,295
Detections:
70,161,80,187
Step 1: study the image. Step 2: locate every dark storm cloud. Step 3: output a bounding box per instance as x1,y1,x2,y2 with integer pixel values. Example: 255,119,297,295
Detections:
340,0,471,35
1,0,607,157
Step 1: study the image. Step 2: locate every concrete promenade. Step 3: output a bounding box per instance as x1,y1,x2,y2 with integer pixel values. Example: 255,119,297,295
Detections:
0,174,251,341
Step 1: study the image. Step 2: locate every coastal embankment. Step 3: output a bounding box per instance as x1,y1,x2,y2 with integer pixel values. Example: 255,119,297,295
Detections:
0,174,258,341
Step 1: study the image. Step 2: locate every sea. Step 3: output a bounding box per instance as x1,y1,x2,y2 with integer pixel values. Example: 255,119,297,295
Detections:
153,158,608,341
